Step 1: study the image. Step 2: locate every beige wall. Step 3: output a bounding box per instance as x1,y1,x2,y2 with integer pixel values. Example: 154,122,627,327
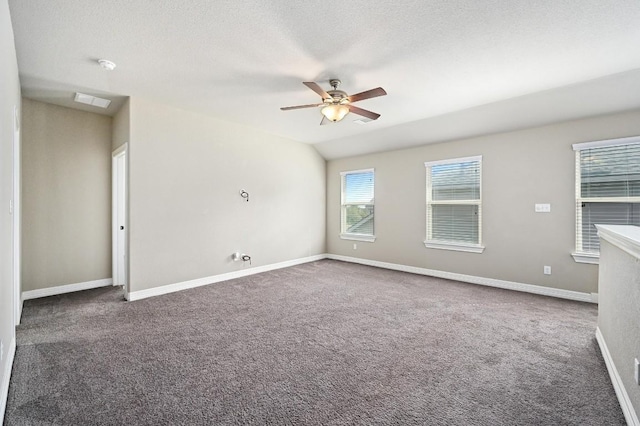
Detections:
21,98,112,291
127,98,326,292
112,98,129,151
597,234,640,420
0,0,21,406
327,109,640,294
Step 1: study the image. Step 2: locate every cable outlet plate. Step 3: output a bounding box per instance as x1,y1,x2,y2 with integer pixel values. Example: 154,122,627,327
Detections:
543,266,551,275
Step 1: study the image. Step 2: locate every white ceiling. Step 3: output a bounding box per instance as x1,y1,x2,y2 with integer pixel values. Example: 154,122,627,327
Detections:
8,0,640,159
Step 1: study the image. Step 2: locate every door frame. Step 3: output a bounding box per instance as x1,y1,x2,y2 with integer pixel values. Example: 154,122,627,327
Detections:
13,105,21,325
112,143,129,298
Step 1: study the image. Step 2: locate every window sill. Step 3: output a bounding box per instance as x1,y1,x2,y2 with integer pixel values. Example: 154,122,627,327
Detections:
423,240,485,253
571,252,599,264
340,234,376,243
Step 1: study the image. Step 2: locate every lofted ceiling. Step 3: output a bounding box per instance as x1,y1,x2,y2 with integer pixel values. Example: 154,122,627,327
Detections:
8,0,640,159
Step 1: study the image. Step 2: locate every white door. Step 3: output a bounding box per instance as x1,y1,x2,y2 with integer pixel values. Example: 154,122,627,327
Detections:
112,144,128,293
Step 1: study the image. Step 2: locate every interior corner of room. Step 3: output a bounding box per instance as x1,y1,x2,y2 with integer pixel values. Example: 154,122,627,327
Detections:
2,0,640,424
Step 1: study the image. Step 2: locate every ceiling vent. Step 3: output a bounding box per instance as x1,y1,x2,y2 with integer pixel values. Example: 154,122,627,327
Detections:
73,92,111,109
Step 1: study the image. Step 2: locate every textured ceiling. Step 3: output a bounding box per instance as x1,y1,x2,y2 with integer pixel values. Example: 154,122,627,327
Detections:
8,0,640,158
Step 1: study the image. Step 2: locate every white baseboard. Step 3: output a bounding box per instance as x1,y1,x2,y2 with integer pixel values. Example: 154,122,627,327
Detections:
16,299,22,327
596,327,640,426
127,252,595,304
0,337,16,425
127,254,327,302
327,254,594,303
22,278,113,301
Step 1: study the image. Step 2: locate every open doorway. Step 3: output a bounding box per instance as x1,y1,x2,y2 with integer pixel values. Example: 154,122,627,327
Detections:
112,143,128,298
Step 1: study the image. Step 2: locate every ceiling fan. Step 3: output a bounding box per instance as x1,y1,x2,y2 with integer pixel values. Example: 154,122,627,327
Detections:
280,79,387,125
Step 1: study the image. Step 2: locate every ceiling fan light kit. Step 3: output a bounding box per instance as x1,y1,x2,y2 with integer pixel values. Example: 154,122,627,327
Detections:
281,79,387,125
322,104,350,122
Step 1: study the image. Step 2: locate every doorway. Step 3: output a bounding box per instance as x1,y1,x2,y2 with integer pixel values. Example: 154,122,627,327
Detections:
112,143,128,298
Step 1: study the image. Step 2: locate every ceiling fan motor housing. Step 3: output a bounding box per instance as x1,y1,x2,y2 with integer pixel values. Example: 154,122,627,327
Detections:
326,79,348,104
326,90,349,104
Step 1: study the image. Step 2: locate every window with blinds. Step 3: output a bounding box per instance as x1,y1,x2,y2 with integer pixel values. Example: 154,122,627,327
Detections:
424,156,484,253
573,137,640,258
340,169,375,242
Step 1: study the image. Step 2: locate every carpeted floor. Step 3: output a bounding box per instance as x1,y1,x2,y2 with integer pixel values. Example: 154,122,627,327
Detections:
5,260,625,425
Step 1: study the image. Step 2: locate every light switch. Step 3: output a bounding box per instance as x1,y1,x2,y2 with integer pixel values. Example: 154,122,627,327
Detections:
535,204,551,213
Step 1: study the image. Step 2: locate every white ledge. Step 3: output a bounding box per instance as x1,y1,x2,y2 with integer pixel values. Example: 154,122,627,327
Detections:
424,240,485,253
596,225,640,261
340,234,376,242
571,252,599,264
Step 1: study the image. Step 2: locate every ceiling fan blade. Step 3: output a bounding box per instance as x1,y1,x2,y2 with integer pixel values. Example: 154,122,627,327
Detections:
303,82,331,100
320,116,330,126
348,105,381,120
348,87,387,103
280,103,323,111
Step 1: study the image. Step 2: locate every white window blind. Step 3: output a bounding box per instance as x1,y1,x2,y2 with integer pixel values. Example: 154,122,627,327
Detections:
574,138,640,256
340,169,375,240
425,156,483,252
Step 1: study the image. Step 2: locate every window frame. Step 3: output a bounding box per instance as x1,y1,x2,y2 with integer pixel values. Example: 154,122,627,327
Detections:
340,168,376,243
424,155,484,253
572,136,640,264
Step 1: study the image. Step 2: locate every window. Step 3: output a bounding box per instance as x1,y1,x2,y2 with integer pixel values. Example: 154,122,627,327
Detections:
424,156,484,253
573,136,640,263
340,169,375,242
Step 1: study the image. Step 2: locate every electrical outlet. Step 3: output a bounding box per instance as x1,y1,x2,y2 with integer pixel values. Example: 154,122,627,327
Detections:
535,203,551,213
0,339,3,361
635,358,639,385
543,266,551,275
353,243,357,250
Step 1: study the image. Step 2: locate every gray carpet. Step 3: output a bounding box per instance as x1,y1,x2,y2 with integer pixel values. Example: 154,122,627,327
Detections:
5,260,625,425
